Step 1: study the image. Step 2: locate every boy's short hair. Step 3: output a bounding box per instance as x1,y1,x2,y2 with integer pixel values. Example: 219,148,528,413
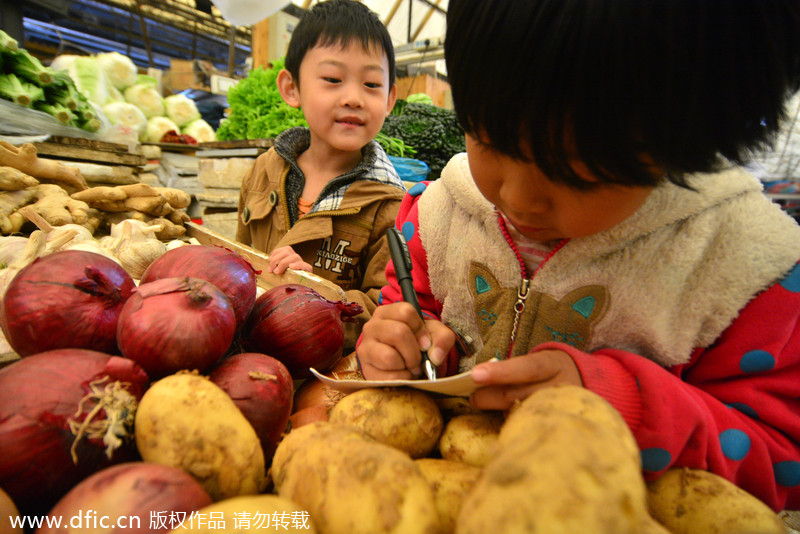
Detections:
445,0,800,188
285,0,396,88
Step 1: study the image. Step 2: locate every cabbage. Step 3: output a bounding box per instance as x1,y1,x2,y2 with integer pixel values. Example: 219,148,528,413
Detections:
144,116,179,143
107,85,124,103
50,54,79,73
181,118,216,143
68,56,108,106
103,101,147,137
123,82,164,118
164,94,201,127
96,51,138,90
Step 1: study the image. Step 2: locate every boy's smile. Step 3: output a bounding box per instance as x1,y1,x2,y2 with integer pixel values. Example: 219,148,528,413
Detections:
278,42,397,160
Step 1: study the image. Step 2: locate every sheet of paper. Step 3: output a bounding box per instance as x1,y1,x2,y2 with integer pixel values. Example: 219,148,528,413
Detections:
310,368,479,397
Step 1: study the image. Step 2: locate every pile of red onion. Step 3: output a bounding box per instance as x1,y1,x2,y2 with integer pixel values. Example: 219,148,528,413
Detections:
140,245,258,328
0,250,135,356
209,352,294,460
37,462,212,534
116,277,236,378
0,349,149,516
242,284,363,378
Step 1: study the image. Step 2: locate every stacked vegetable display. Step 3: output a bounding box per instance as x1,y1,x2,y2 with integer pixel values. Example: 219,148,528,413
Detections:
0,243,790,532
48,52,216,143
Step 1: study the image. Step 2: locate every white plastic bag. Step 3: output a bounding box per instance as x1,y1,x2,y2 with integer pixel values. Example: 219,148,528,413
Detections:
211,0,287,26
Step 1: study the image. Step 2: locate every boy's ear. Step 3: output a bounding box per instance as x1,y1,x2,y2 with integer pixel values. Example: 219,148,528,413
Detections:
277,69,300,108
385,83,398,116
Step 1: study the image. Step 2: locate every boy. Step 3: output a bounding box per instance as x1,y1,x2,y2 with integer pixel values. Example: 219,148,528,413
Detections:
236,0,405,349
356,0,800,511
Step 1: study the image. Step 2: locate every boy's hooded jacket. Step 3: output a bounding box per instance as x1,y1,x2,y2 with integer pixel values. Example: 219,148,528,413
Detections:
237,127,406,348
380,153,800,511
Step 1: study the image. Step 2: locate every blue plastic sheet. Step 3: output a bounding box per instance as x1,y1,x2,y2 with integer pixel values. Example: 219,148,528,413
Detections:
389,155,430,183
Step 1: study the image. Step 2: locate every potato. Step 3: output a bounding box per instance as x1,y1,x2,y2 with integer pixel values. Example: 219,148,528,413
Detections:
499,383,640,461
414,458,481,533
457,386,652,533
646,467,786,534
169,494,317,533
134,372,267,501
437,412,503,467
271,421,441,534
328,387,443,458
0,487,22,534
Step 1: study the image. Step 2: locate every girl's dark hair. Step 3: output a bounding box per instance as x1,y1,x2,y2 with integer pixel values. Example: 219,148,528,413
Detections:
445,0,800,188
285,0,396,88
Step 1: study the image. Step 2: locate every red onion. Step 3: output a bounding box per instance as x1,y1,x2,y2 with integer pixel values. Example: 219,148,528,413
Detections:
0,349,149,517
140,245,258,328
0,250,135,356
208,352,294,460
243,284,363,378
36,462,213,534
116,277,236,378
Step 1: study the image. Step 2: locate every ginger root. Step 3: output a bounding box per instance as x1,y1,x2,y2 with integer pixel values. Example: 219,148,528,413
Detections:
0,142,88,192
6,184,91,234
0,166,39,191
0,188,37,234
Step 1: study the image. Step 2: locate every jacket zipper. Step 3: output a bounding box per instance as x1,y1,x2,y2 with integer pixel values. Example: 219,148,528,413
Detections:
301,207,361,219
496,212,568,358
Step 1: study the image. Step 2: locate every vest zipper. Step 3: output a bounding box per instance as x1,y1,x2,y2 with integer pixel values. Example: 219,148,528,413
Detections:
496,212,569,358
507,278,531,357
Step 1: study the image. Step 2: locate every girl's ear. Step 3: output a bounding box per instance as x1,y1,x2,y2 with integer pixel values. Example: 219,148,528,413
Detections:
277,69,300,108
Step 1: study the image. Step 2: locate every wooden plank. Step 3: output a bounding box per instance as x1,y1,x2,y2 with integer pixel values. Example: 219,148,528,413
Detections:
185,222,348,303
49,136,142,155
34,143,147,166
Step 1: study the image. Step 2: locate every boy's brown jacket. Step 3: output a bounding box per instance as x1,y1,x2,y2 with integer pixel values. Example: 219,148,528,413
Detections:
236,146,405,349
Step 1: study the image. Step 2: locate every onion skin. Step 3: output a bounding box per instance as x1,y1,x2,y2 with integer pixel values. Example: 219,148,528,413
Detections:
0,250,135,356
140,245,258,328
243,284,363,378
116,277,237,378
0,349,149,517
36,462,213,534
208,352,294,461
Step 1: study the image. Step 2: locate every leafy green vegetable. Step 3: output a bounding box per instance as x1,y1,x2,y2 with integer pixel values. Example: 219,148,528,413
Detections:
34,102,74,124
375,131,416,158
43,70,86,110
381,101,466,179
0,73,44,107
3,48,53,85
0,30,18,54
216,58,307,141
406,92,434,105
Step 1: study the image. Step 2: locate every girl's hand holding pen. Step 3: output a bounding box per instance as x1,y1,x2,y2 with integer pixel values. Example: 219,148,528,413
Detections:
357,302,455,380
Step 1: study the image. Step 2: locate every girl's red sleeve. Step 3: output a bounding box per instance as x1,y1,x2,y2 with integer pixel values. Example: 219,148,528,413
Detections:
537,261,800,511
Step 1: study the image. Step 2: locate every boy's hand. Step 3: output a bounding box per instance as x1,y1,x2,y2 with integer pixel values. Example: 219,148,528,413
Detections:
268,245,313,274
469,349,583,410
357,302,455,380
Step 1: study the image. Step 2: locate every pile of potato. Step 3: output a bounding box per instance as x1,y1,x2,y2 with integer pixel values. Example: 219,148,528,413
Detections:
267,384,786,534
1,362,787,534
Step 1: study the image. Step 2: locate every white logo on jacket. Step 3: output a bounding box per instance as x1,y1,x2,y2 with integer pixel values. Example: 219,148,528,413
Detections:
314,237,354,273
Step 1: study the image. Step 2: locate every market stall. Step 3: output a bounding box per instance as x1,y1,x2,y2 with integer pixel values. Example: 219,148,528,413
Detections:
0,2,796,533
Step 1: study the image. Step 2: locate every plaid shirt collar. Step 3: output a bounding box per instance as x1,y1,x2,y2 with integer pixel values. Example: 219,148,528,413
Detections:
274,127,404,225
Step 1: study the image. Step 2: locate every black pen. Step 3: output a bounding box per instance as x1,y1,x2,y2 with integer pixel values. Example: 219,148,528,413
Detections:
385,227,437,381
